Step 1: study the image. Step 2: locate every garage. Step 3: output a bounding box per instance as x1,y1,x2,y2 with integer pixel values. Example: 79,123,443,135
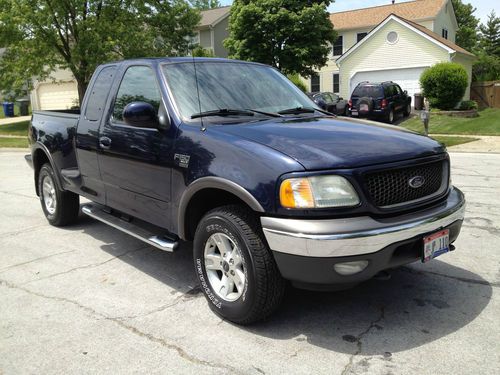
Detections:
35,81,79,110
350,67,427,101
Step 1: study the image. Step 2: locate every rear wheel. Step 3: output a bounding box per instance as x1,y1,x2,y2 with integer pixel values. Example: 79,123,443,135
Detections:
404,103,411,117
193,205,285,324
386,109,395,124
38,163,79,226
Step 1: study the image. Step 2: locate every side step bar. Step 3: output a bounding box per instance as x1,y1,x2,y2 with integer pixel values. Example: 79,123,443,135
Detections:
82,204,178,252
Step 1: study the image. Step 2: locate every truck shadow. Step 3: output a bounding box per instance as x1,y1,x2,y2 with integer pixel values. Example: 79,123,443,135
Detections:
69,213,492,355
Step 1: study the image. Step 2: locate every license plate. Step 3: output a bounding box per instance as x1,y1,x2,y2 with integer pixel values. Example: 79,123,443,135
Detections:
422,229,450,263
360,104,369,112
351,110,358,116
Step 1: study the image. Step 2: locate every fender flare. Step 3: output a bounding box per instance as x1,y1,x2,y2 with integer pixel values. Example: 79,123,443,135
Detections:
177,176,265,240
32,142,64,193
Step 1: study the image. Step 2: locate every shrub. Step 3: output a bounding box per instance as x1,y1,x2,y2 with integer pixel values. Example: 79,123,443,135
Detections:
287,73,308,93
420,62,468,110
458,100,478,110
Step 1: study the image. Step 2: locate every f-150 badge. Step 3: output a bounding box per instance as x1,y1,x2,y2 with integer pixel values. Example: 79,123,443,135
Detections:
174,153,190,168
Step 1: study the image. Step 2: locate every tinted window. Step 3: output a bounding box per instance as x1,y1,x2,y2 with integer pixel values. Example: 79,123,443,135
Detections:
112,66,161,122
85,66,116,121
322,93,334,104
352,85,383,97
395,85,403,95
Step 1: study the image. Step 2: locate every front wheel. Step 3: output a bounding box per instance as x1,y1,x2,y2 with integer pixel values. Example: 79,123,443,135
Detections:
38,163,80,226
193,205,285,324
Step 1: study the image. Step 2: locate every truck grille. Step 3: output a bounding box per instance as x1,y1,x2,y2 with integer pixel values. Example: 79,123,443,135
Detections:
363,160,447,208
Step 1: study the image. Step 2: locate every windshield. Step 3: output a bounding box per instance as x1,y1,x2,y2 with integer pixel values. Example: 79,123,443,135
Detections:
162,61,318,120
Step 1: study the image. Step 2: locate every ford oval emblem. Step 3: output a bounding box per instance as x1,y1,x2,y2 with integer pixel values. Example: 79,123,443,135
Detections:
409,176,425,188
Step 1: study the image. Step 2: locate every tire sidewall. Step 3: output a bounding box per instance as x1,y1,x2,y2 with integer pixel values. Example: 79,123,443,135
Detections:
38,164,60,224
194,214,258,321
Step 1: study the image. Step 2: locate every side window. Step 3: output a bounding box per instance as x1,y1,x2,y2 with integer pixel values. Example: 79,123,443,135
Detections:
395,85,403,95
112,66,161,123
85,66,116,121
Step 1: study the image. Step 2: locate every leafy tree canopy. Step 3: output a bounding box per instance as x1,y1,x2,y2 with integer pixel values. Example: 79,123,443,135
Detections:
479,11,500,58
451,0,480,52
224,0,336,77
0,0,201,103
189,0,221,9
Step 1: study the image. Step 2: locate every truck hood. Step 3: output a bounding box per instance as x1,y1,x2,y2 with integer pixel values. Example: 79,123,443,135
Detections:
216,116,445,170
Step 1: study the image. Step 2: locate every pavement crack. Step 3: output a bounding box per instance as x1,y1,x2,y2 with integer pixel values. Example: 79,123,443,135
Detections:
341,306,385,375
402,267,499,288
0,250,75,274
0,278,240,374
21,246,149,285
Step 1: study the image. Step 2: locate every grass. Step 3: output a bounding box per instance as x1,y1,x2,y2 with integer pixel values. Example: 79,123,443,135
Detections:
402,108,500,136
0,137,28,148
431,135,479,147
0,121,30,136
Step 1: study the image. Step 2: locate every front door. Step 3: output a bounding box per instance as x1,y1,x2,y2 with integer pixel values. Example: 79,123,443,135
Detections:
97,65,175,228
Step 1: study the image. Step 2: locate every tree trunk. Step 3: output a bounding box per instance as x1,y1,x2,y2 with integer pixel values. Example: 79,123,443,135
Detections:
76,79,88,108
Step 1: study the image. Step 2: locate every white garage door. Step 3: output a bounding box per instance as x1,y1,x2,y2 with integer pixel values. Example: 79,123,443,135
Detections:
350,67,427,102
37,82,79,110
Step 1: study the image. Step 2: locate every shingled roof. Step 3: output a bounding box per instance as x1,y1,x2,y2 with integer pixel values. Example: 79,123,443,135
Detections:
199,6,231,28
330,0,449,30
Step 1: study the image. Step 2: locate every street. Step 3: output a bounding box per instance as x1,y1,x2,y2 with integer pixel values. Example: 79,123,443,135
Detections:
0,150,499,374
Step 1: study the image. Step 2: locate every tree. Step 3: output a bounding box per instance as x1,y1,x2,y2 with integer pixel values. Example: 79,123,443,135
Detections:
479,11,500,58
0,0,200,104
224,0,336,77
189,0,221,9
451,0,480,52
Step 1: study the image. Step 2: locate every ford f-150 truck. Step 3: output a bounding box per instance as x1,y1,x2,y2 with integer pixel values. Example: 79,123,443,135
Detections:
26,58,465,324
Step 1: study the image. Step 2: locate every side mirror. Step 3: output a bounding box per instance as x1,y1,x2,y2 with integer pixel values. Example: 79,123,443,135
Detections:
404,90,408,95
122,102,159,128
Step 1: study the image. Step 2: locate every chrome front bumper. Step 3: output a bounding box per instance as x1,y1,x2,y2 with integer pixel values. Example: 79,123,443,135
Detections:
261,187,465,258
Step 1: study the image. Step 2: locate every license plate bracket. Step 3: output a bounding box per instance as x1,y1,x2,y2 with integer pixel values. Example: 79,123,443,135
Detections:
422,229,450,263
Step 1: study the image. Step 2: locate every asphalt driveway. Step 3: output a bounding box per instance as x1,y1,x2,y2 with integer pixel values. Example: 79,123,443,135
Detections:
0,150,499,374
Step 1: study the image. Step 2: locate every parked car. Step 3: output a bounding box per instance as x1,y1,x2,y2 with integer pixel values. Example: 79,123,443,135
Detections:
307,92,349,115
349,81,412,123
26,58,465,324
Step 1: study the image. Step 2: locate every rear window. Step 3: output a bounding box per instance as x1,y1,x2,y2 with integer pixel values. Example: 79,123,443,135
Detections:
352,85,384,98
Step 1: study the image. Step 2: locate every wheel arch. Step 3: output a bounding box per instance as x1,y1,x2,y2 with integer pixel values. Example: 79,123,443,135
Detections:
32,143,63,195
178,177,265,241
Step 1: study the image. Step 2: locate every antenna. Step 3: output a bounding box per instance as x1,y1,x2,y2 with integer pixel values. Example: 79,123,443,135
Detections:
192,53,205,132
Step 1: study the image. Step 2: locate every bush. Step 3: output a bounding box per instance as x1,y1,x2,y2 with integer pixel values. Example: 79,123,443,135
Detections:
287,73,307,93
420,62,468,110
191,46,215,57
458,100,478,110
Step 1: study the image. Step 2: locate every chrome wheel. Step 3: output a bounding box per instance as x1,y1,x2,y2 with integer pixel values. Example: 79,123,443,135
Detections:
42,175,57,215
389,110,394,123
204,232,246,302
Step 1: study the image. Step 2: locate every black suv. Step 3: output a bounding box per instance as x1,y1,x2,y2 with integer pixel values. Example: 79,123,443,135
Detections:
349,81,412,123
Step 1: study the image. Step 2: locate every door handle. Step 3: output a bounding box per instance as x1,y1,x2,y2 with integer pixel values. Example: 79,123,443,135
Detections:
99,136,112,149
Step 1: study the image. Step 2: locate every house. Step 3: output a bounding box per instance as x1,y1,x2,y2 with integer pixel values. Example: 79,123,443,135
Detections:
192,6,230,57
311,0,475,102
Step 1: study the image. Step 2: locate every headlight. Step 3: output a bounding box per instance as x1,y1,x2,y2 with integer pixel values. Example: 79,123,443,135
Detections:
280,175,359,209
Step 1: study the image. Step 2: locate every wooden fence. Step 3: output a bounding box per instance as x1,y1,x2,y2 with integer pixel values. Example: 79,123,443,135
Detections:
471,81,500,108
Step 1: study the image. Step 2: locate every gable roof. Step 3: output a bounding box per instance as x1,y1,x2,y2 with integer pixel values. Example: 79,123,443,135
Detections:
198,6,231,28
337,13,474,64
330,0,447,31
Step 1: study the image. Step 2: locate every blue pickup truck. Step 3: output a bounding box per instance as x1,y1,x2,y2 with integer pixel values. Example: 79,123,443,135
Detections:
26,58,465,324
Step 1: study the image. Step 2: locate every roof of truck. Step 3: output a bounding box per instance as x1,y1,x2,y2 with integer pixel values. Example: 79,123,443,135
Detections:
101,57,266,67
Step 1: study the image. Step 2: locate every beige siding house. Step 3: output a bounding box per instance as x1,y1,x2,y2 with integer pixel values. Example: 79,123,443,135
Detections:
30,69,79,110
310,0,474,103
194,6,230,57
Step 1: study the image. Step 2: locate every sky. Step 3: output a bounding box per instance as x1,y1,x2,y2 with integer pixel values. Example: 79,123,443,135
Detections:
218,0,499,24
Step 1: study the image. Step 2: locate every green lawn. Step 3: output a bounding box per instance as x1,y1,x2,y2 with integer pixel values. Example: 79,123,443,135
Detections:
0,137,28,148
0,121,30,136
0,105,31,119
431,135,479,147
402,108,500,136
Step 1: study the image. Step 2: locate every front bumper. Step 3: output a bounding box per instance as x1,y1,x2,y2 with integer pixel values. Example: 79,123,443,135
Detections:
261,187,465,288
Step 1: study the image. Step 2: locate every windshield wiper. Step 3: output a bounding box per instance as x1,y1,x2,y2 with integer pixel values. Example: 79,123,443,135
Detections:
191,108,255,119
277,106,333,116
246,109,283,118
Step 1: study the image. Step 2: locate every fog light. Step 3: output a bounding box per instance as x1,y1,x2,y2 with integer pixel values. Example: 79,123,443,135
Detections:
334,260,369,275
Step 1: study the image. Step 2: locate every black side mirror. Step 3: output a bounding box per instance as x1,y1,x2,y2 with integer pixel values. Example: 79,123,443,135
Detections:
404,90,408,95
123,102,159,128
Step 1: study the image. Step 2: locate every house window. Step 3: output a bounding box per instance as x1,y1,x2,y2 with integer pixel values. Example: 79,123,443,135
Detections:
357,33,367,43
311,74,320,92
333,35,343,56
333,73,340,93
442,28,448,39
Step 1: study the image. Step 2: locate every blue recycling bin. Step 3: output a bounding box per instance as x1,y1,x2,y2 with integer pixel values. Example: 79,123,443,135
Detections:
2,102,14,117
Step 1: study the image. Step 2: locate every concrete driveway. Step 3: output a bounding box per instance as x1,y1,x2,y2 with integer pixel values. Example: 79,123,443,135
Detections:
0,150,499,374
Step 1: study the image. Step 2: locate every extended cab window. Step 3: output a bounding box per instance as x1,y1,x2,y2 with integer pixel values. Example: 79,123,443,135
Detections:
85,66,116,121
112,66,161,123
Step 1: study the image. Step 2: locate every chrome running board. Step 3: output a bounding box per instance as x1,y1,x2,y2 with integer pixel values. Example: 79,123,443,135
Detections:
82,204,178,252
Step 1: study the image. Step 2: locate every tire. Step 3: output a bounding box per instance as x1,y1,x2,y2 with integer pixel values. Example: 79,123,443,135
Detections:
404,103,411,117
193,205,285,324
357,97,374,115
386,108,395,124
38,163,80,226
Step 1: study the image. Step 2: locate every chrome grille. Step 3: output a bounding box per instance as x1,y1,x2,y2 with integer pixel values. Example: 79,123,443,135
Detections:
364,160,447,208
